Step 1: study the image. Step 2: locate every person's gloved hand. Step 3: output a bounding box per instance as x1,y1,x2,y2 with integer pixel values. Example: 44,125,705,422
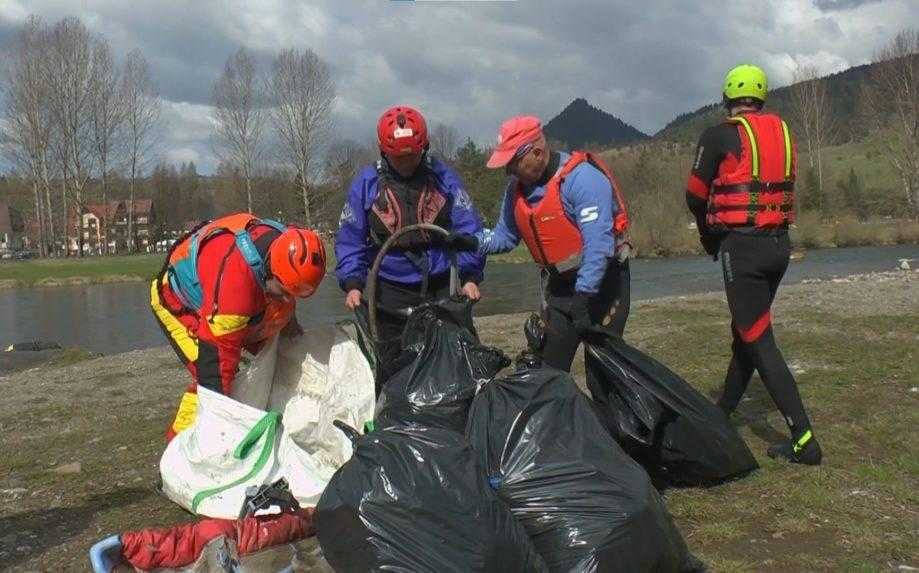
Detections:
699,232,721,261
570,292,593,335
444,233,479,253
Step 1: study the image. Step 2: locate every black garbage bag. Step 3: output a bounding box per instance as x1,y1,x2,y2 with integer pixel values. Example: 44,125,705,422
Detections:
315,423,548,573
584,330,758,487
374,300,510,433
466,365,697,572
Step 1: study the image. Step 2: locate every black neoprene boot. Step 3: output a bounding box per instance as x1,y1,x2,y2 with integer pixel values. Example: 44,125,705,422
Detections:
767,429,822,465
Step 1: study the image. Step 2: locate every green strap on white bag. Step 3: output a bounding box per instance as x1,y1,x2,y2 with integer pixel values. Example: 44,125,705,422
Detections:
191,410,280,513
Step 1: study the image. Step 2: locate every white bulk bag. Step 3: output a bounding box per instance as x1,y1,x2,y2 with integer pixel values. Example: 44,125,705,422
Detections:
160,324,375,518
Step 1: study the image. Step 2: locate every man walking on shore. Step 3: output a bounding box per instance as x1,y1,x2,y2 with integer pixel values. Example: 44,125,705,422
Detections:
684,64,821,465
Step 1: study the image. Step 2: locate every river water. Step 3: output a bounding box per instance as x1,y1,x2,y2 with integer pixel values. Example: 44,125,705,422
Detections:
1,244,915,355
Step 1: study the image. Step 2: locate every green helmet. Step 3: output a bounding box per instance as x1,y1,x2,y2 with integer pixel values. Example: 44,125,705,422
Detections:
723,64,768,102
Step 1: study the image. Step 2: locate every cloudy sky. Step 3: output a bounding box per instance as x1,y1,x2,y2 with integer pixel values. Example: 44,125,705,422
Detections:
1,0,915,174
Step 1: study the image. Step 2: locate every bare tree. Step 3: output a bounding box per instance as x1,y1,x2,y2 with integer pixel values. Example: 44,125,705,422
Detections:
789,64,836,194
42,17,99,256
861,30,919,218
121,50,160,252
89,39,125,254
429,123,460,162
267,48,335,226
212,48,264,214
325,139,373,184
1,16,55,256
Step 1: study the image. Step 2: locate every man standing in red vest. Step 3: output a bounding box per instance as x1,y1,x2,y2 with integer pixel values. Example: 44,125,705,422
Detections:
685,64,821,465
447,116,631,372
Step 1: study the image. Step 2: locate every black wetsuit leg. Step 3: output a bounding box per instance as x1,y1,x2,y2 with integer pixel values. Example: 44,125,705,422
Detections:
541,258,630,371
717,231,812,434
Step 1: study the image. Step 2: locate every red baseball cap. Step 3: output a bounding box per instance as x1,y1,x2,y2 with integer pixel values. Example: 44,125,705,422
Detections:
486,115,543,169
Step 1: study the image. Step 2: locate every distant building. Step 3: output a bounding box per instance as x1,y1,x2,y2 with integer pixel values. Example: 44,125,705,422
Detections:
78,199,157,254
0,202,25,252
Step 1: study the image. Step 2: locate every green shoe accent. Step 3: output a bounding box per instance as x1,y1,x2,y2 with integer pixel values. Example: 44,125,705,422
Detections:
793,429,813,454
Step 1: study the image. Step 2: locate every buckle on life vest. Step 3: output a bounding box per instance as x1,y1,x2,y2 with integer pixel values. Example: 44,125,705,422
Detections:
764,203,779,212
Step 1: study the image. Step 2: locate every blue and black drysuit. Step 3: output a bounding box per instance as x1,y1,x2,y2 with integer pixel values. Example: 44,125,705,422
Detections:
477,151,630,371
335,155,485,386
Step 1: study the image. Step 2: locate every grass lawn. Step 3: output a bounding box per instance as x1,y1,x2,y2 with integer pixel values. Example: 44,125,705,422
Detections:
614,289,918,571
0,254,162,287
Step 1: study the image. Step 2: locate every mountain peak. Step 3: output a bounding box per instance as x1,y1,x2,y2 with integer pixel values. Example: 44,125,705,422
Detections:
544,98,648,149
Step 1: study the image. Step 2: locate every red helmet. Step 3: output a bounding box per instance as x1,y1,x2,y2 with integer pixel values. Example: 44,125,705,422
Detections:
377,106,428,156
268,227,326,298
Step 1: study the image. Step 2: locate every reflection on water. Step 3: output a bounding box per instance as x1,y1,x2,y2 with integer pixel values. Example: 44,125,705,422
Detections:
1,244,915,355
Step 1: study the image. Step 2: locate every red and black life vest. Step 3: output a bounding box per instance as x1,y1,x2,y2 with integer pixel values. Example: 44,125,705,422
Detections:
369,160,451,249
708,113,796,229
513,151,629,272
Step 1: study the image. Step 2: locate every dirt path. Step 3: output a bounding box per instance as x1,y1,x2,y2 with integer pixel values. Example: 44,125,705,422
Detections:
1,270,916,571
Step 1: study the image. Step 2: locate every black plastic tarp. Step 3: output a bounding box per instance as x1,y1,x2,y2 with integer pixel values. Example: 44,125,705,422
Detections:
466,365,697,572
584,330,758,487
315,424,548,573
374,300,509,433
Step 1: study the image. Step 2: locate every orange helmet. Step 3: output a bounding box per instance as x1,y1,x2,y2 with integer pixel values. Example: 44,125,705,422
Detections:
268,227,326,298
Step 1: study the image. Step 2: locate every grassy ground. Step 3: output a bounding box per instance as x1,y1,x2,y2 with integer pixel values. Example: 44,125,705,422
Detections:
0,271,915,570
626,290,917,571
0,254,162,288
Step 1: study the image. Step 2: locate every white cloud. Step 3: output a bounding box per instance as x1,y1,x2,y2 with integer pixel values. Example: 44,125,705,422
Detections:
1,0,916,174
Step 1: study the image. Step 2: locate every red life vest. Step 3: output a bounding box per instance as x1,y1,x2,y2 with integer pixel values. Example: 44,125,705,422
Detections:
513,151,629,271
165,213,286,312
163,214,295,345
707,113,796,228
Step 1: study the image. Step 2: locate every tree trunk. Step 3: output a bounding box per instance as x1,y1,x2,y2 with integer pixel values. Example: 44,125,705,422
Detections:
907,175,919,219
299,167,311,227
244,165,253,214
43,178,55,256
100,164,107,256
129,156,136,254
815,147,823,194
31,179,46,257
60,178,68,257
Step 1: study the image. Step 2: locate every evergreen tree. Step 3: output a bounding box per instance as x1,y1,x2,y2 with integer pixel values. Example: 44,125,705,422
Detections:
800,167,825,215
838,167,867,220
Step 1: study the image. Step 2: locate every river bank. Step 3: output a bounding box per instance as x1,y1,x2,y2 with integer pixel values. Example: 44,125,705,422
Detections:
2,220,917,288
0,269,916,571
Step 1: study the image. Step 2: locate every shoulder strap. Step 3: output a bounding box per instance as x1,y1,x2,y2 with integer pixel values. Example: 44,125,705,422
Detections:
780,120,793,180
557,151,587,180
728,115,760,181
233,218,286,288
